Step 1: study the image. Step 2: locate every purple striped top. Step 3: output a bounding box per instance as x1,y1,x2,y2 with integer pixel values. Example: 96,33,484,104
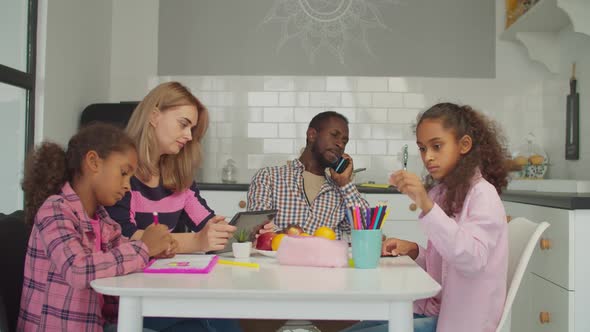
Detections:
106,177,214,237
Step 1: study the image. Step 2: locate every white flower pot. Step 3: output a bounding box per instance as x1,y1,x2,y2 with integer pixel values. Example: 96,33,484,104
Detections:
232,242,252,258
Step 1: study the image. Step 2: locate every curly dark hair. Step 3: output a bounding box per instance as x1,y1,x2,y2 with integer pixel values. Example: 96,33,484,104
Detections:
21,123,136,226
418,103,510,217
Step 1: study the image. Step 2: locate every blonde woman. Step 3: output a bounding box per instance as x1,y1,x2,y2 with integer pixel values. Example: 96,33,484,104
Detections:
106,82,243,331
107,82,236,254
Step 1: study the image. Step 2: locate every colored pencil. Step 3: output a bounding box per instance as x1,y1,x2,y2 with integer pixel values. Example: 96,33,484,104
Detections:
380,208,390,228
218,259,260,269
345,208,354,229
369,207,378,229
373,206,383,230
354,206,362,230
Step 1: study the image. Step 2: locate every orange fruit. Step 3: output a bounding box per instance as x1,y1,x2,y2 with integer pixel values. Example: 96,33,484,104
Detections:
271,233,286,251
313,226,336,240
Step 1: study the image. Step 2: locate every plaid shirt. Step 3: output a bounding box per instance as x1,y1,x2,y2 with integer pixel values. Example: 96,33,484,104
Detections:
18,183,149,332
247,159,369,239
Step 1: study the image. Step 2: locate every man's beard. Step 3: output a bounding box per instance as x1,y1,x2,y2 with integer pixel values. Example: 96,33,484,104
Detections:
311,141,336,168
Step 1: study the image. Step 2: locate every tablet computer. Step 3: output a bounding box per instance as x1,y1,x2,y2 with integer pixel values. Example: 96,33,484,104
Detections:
212,209,278,254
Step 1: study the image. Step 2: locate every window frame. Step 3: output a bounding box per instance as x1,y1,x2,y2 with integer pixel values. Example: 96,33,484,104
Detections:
0,0,38,153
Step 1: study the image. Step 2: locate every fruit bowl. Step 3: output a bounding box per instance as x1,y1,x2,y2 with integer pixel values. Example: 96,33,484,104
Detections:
511,133,549,179
255,249,277,257
525,163,548,179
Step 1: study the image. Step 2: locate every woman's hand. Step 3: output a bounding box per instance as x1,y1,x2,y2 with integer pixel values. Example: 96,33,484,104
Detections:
196,215,237,252
389,170,434,214
382,237,419,260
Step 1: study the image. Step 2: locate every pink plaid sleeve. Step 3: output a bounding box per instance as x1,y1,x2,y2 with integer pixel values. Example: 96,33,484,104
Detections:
36,200,150,289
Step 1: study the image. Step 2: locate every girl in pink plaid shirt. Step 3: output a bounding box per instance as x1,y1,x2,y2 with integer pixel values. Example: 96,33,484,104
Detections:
17,124,209,332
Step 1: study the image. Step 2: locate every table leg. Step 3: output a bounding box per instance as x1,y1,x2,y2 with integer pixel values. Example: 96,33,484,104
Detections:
388,301,413,332
118,296,142,332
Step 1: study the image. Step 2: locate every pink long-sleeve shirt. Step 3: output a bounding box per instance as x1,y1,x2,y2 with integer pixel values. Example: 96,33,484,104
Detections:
413,174,508,332
18,182,150,332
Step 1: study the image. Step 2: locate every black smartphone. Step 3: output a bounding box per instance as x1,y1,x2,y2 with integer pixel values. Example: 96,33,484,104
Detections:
331,157,349,174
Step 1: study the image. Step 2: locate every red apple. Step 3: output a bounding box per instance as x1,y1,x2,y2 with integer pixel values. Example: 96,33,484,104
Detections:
255,232,276,251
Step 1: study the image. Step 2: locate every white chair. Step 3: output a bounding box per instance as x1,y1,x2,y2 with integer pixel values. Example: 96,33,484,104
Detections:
495,217,550,332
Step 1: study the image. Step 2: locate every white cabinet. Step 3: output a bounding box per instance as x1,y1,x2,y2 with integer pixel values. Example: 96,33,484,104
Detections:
200,190,247,219
364,194,426,247
500,0,590,73
505,202,574,289
503,201,590,332
530,274,573,331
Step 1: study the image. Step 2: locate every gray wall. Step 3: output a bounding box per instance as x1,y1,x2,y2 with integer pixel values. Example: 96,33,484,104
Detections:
110,0,159,102
158,0,495,78
43,0,113,146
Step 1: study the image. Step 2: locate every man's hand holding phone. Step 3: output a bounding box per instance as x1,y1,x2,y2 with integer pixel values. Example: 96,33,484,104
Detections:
329,153,353,187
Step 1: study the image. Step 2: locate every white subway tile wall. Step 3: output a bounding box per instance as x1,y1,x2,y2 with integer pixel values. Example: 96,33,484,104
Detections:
263,139,294,154
151,76,559,184
278,123,297,138
341,93,372,107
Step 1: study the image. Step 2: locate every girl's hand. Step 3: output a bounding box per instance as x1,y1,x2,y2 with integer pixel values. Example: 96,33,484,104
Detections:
141,224,175,257
389,170,434,214
154,238,179,259
329,153,353,187
382,237,419,260
196,215,237,252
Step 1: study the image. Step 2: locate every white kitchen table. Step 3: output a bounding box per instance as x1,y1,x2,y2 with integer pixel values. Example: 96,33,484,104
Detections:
91,254,440,332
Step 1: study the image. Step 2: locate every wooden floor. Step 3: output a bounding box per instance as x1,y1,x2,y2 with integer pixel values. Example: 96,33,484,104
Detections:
240,319,357,332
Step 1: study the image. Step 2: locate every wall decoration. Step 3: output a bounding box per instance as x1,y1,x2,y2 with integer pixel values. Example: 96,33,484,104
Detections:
262,0,400,64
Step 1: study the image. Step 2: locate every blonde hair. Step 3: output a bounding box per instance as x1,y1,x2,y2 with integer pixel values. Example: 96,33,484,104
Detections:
126,81,208,191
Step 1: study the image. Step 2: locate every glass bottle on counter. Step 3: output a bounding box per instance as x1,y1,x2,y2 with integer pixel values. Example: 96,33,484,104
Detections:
221,158,238,184
276,320,321,332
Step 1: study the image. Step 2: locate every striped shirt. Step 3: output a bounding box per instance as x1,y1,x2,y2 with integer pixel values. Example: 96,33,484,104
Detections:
247,159,369,239
18,182,149,332
106,177,214,238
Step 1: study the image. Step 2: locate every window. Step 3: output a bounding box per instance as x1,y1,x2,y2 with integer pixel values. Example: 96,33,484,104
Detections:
0,0,38,213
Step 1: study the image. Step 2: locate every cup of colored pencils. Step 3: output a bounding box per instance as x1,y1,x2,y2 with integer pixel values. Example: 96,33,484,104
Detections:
346,205,389,269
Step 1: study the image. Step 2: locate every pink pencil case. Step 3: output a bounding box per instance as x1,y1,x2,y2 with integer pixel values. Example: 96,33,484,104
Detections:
277,236,349,268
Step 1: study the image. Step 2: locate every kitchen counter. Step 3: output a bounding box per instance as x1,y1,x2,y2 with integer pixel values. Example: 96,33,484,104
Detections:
196,182,400,194
196,183,590,209
197,182,250,191
501,190,590,210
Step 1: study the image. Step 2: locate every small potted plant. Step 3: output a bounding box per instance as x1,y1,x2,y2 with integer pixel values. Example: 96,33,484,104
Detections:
232,228,252,258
